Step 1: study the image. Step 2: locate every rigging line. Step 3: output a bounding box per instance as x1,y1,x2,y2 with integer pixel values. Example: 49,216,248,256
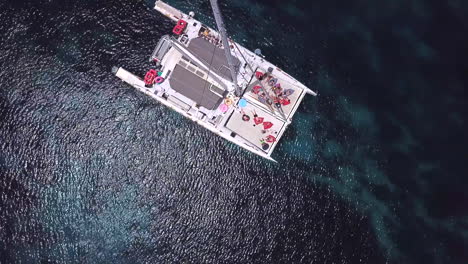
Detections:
209,0,239,95
233,42,255,74
230,42,251,86
235,41,306,91
232,42,286,120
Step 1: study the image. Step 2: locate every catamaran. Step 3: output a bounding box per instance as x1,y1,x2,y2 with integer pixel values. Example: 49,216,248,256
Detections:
113,0,317,162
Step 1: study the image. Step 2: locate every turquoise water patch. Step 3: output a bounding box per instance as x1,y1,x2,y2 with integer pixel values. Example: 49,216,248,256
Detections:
337,96,379,136
323,140,343,159
277,111,317,162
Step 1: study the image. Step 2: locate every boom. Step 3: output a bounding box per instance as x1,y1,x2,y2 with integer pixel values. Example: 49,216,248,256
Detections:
209,0,240,95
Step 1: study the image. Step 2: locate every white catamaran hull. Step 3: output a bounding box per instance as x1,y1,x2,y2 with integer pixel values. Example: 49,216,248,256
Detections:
114,1,316,161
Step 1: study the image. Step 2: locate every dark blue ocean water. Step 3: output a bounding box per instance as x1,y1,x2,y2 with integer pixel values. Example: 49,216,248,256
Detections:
0,0,467,263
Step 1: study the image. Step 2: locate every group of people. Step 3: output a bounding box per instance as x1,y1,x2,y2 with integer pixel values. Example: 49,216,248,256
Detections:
252,71,294,108
200,29,224,49
239,109,277,150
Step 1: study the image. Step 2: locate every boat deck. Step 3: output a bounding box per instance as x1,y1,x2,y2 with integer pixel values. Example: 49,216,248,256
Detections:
169,65,224,110
224,101,285,154
244,76,305,119
187,37,240,81
113,1,317,161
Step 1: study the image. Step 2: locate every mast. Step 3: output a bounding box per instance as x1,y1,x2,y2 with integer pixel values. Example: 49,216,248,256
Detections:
209,0,241,96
